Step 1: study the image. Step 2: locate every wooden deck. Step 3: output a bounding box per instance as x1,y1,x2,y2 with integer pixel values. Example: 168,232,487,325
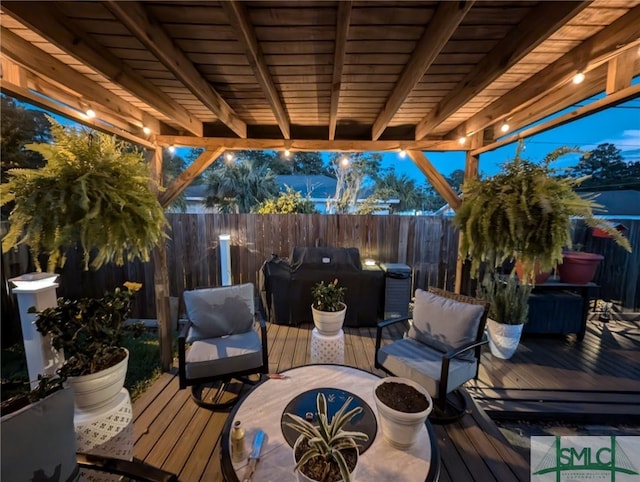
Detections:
131,315,639,481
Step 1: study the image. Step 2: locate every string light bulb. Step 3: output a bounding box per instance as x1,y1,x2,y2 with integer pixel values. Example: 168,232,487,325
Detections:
85,109,96,119
500,122,510,133
572,71,585,84
340,157,350,168
399,149,407,158
284,149,291,157
458,136,466,145
168,145,176,154
143,126,151,135
225,152,234,162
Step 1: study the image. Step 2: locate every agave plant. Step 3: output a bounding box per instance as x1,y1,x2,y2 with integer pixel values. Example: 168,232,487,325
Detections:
284,392,368,482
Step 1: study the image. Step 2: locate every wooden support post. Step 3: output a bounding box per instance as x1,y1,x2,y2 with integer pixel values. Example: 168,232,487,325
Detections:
455,143,480,294
147,147,173,371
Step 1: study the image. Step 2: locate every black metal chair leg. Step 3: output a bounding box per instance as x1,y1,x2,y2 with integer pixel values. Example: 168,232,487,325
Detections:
429,389,468,424
191,382,239,411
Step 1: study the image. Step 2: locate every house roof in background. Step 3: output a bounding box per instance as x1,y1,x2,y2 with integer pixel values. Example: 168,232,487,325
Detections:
586,189,640,217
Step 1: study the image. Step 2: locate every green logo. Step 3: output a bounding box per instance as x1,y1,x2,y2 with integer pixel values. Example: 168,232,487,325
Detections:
531,436,639,482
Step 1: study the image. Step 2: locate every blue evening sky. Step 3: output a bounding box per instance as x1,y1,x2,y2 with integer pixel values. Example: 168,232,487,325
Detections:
379,97,640,185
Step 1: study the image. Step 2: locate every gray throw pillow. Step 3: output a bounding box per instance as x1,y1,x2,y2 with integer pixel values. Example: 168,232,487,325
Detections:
407,289,484,361
184,283,255,342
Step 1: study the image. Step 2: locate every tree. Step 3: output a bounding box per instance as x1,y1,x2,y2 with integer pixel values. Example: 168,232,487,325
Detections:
422,169,465,212
255,187,317,213
203,157,278,213
328,152,381,213
568,143,640,190
163,149,188,211
1,95,51,179
371,167,427,212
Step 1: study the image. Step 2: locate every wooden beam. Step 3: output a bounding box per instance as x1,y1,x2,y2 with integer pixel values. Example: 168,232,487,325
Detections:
415,1,589,140
406,150,461,211
159,147,225,208
155,136,466,152
372,1,473,141
606,47,637,94
329,1,351,141
0,27,159,134
456,147,481,293
1,1,203,137
1,74,155,149
105,1,246,138
146,147,173,371
450,5,640,140
221,1,290,139
471,84,640,156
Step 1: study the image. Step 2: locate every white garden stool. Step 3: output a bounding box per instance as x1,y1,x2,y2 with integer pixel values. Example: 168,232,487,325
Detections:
74,388,134,481
310,328,345,364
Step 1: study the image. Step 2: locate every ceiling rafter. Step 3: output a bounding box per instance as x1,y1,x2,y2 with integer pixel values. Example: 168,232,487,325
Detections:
0,27,160,134
105,1,246,139
328,1,351,141
606,47,637,95
472,83,640,156
449,5,640,141
406,150,461,211
371,1,473,141
1,1,203,137
221,0,290,139
159,147,225,208
414,1,590,140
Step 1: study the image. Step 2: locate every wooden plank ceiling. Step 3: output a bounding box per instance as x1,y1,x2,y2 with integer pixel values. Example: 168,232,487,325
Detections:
1,0,639,149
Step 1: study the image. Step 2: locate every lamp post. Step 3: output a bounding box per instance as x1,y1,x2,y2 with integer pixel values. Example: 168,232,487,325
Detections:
9,273,64,389
219,234,232,286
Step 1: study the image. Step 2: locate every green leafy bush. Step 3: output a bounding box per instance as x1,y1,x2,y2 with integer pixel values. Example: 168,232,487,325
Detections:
255,187,317,214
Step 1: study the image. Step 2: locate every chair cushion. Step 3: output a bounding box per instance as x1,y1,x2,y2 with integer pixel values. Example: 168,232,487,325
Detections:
377,338,477,397
185,330,263,380
184,283,255,342
408,289,484,361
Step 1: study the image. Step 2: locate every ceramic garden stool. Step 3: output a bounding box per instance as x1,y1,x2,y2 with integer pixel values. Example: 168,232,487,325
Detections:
310,328,345,364
74,389,134,481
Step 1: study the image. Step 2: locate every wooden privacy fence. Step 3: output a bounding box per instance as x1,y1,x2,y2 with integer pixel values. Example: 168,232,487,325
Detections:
2,216,639,329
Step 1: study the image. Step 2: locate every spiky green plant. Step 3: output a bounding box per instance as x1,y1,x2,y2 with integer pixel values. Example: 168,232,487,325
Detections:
476,273,532,325
0,117,168,271
284,392,368,482
454,141,631,280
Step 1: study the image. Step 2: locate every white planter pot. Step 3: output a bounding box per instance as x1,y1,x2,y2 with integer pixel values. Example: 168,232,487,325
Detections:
67,348,129,411
293,435,358,482
311,303,347,336
373,377,433,450
486,319,523,359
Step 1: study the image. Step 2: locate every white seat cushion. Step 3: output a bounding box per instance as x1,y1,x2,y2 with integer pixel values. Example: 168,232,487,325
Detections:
185,330,263,380
377,338,477,398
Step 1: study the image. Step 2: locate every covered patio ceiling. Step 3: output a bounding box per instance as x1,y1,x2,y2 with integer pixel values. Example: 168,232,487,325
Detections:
1,1,639,153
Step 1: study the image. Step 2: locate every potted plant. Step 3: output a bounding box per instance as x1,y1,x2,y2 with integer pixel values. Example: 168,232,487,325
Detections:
476,274,532,359
0,117,167,271
283,392,368,482
33,282,144,410
454,141,631,284
372,377,433,449
311,279,347,336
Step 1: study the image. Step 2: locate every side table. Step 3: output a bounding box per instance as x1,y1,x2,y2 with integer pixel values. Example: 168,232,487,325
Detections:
74,389,134,481
310,328,345,363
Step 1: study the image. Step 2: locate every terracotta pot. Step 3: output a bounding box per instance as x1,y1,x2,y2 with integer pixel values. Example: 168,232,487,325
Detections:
557,251,604,284
373,377,433,450
515,260,551,285
311,303,346,336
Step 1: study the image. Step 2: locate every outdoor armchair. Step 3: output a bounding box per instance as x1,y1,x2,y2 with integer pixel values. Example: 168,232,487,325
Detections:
178,283,269,410
375,287,490,423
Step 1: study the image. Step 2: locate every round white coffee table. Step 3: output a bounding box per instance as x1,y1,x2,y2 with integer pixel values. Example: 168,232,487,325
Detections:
221,365,439,482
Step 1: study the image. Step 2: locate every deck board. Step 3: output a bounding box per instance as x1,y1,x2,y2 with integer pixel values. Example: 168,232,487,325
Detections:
132,316,639,481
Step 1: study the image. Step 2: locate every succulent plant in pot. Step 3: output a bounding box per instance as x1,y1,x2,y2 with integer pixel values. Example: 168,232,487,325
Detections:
283,392,368,482
32,282,145,409
311,279,347,336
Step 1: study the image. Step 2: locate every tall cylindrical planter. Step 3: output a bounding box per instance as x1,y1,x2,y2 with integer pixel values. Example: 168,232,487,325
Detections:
486,319,523,359
311,303,347,336
373,377,433,450
67,349,129,410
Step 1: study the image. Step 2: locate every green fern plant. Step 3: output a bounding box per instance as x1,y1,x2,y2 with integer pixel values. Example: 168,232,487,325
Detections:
284,392,368,482
0,118,168,271
454,141,631,280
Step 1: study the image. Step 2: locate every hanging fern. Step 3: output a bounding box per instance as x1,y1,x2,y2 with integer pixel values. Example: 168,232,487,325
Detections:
454,141,631,281
1,118,168,271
